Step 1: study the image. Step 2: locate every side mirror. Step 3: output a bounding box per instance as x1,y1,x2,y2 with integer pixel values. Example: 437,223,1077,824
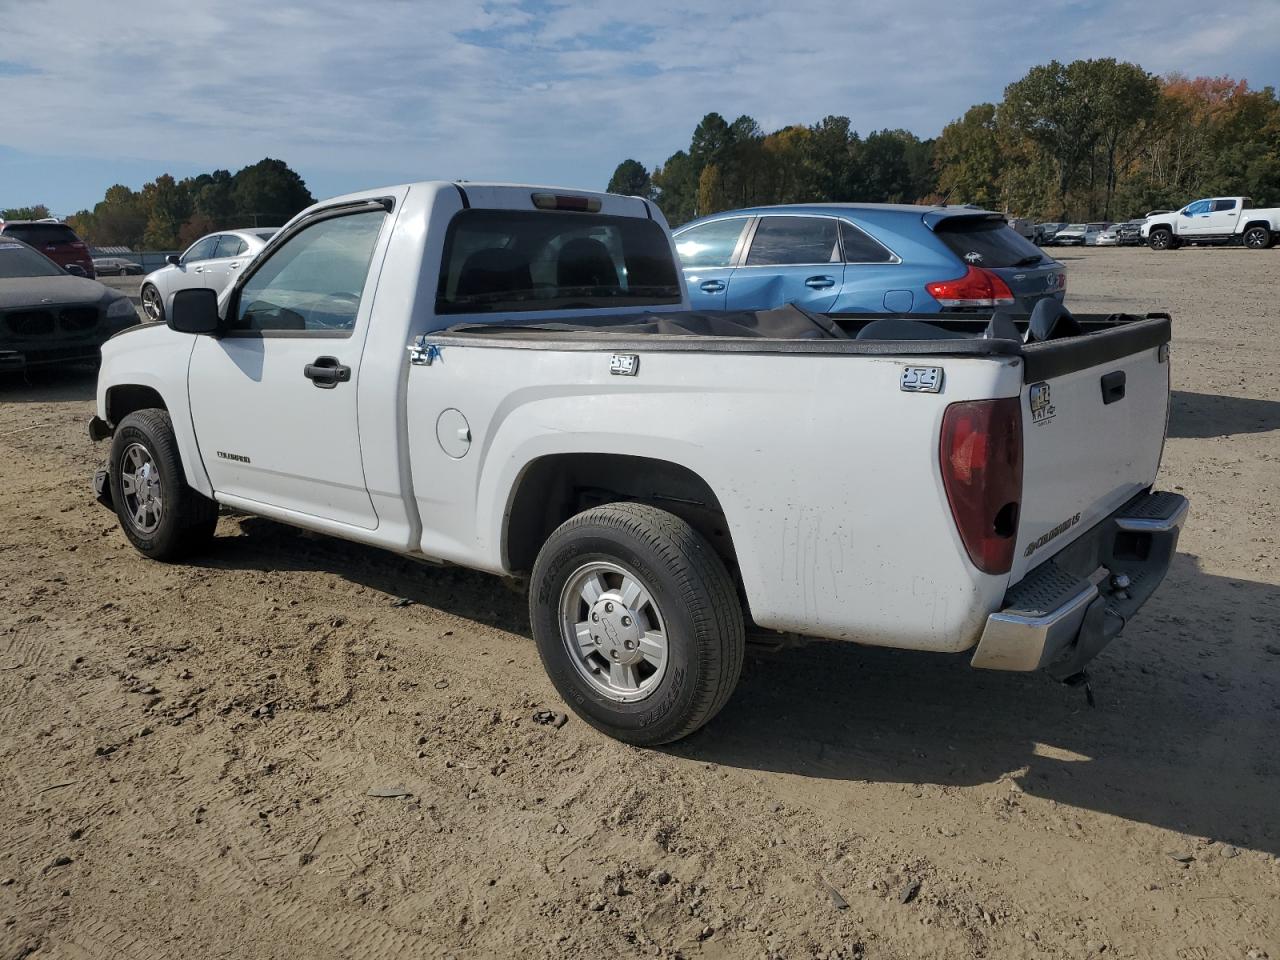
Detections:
65,264,87,277
168,288,221,335
166,254,181,266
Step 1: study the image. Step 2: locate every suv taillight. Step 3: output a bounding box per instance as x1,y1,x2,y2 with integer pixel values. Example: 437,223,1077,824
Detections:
927,265,1015,308
940,398,1023,575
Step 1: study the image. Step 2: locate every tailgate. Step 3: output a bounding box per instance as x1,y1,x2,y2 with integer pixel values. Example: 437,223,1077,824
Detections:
1011,318,1171,582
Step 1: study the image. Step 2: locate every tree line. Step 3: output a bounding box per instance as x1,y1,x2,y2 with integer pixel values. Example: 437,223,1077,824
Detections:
60,158,314,250
609,59,1280,225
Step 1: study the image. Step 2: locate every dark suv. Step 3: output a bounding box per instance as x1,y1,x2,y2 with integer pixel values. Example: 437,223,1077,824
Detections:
0,221,95,278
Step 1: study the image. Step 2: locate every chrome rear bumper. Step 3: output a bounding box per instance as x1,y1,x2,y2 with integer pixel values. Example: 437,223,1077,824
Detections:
971,491,1188,677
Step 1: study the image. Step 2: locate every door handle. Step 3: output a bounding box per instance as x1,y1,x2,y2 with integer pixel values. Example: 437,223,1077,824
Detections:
805,275,836,289
698,279,726,293
1100,370,1126,405
229,261,240,269
193,266,204,273
304,356,351,389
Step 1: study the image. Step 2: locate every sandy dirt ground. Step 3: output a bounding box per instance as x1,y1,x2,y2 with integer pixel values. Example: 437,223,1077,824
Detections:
1,247,1278,960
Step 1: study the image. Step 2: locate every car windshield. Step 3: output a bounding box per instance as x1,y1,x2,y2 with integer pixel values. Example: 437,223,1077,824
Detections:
932,217,1045,268
0,240,66,279
436,209,681,314
1066,224,1086,231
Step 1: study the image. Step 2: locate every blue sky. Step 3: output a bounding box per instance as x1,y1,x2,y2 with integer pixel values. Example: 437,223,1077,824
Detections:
2,0,1278,215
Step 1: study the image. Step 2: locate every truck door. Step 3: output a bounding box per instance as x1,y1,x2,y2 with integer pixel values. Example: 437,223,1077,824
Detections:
187,204,390,529
674,216,750,311
725,215,844,313
1177,199,1213,236
1204,198,1240,236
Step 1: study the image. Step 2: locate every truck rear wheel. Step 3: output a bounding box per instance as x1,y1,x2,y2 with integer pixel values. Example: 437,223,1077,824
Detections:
1147,228,1174,251
1243,226,1273,249
109,409,218,561
529,502,744,745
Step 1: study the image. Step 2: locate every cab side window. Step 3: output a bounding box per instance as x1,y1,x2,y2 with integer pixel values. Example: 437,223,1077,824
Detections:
1210,198,1237,212
228,210,385,335
1184,200,1211,216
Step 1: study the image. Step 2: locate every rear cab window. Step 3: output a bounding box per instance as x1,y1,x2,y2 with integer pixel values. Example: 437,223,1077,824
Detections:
933,217,1047,268
436,210,680,314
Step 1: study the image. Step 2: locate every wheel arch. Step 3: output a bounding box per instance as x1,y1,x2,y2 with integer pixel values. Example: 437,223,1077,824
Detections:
105,383,168,425
503,452,740,584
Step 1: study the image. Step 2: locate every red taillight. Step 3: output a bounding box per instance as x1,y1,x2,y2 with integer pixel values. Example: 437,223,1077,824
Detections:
926,265,1015,308
940,397,1023,574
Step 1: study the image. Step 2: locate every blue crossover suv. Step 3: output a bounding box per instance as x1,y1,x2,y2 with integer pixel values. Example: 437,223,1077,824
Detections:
672,204,1066,315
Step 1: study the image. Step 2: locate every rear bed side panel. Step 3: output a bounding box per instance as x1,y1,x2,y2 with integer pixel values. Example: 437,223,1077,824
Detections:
406,346,1024,653
1012,344,1169,582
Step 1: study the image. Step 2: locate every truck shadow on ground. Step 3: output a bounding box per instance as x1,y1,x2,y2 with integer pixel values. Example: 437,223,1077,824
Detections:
680,551,1280,858
201,521,1280,859
1168,390,1280,438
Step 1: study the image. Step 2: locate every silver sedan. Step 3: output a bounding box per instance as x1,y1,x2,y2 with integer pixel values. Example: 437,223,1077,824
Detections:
139,228,277,323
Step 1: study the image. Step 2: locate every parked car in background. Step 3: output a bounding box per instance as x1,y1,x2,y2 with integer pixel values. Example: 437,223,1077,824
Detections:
1094,225,1121,246
673,204,1065,316
1,237,137,371
140,228,278,322
1051,223,1087,246
1117,220,1146,245
0,220,95,278
93,256,144,276
1036,222,1065,245
1083,223,1112,246
1141,197,1280,250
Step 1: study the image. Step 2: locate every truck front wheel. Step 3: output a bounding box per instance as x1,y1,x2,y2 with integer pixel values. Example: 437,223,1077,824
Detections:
1148,228,1175,251
529,502,745,745
1243,226,1273,249
109,409,218,561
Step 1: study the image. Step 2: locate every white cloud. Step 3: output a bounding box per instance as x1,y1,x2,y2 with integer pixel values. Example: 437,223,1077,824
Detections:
0,0,1277,207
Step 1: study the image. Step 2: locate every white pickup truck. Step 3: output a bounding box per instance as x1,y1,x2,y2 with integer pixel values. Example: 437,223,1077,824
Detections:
1142,196,1280,250
89,181,1187,744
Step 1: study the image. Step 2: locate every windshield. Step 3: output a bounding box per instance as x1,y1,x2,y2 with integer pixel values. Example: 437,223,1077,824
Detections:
436,209,681,315
933,217,1046,268
0,240,66,279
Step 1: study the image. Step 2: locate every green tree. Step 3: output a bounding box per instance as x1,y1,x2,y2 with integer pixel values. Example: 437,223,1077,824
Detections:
652,150,699,225
934,104,1004,206
79,184,148,247
1,204,51,221
141,174,193,248
185,169,238,227
231,158,314,226
606,159,653,199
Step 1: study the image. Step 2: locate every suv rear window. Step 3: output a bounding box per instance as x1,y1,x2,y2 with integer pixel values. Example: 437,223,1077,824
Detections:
934,217,1045,268
436,210,680,314
1,223,80,245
